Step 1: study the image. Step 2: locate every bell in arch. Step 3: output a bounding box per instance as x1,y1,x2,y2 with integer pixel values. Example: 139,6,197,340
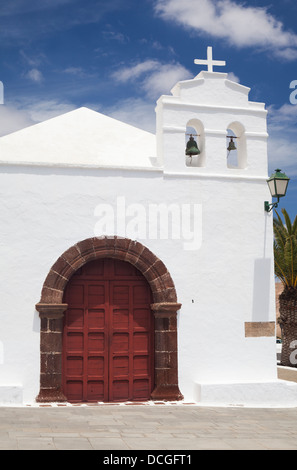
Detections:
227,136,237,152
186,135,200,156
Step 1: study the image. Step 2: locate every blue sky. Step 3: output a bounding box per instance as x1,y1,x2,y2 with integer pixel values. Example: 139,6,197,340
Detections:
0,0,296,219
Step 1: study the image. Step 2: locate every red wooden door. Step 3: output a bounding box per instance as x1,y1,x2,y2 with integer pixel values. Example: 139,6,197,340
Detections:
62,258,154,402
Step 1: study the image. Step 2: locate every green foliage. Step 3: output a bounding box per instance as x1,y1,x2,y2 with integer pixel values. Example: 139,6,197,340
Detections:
274,208,297,288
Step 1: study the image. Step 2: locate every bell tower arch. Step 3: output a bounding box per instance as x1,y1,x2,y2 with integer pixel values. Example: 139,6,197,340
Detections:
185,118,205,167
155,47,268,177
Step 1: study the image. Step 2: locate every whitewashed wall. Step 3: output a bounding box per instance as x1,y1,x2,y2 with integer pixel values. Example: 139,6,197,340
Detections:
0,162,276,403
0,71,280,405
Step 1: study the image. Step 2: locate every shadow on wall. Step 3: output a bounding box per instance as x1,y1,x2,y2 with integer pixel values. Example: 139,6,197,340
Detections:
252,258,271,323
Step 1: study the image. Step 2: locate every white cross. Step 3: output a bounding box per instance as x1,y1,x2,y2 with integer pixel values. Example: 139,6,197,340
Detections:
194,46,226,73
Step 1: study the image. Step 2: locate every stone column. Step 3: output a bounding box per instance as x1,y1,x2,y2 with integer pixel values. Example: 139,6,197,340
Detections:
150,302,183,401
35,303,68,403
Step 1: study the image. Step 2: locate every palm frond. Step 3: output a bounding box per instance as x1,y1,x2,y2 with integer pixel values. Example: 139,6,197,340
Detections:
273,209,297,288
284,235,297,286
274,211,288,249
292,214,297,236
274,243,289,286
281,208,293,235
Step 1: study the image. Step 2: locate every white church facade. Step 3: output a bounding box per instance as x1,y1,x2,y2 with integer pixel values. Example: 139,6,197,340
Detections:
1,48,296,406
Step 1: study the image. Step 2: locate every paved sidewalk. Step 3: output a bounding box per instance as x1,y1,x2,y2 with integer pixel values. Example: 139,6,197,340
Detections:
1,403,297,450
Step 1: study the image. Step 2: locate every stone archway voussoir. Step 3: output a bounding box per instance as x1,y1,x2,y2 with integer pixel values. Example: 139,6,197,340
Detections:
36,236,182,403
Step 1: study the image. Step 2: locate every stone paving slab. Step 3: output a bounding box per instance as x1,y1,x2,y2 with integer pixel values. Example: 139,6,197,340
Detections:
1,404,297,450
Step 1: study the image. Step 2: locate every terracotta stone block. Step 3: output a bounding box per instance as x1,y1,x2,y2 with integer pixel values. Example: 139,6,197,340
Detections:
40,332,62,354
155,317,170,331
151,384,183,401
51,256,75,280
40,353,62,374
114,237,132,259
149,277,163,294
140,246,158,264
144,261,168,282
40,287,64,304
155,351,171,368
76,239,95,258
158,272,175,290
40,317,48,332
127,240,145,259
133,256,151,274
48,318,64,333
155,331,177,352
92,236,108,254
62,245,81,265
165,368,178,385
36,388,67,403
36,303,68,318
43,270,67,291
124,251,140,266
104,237,117,256
168,316,177,330
152,288,178,303
40,371,62,389
151,302,182,314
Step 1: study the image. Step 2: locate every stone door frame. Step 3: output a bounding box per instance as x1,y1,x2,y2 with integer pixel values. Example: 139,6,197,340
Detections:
35,237,183,403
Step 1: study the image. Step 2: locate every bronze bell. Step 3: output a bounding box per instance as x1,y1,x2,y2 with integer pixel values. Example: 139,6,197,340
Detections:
227,137,236,151
186,136,200,156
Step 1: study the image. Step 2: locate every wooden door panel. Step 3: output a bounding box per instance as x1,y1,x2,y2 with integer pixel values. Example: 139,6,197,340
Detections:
88,356,104,375
112,285,130,305
66,308,84,328
133,332,149,352
88,309,105,329
112,309,129,329
88,284,106,306
87,380,105,401
112,380,129,401
66,356,83,375
67,332,84,351
133,379,150,400
63,259,153,402
67,381,83,402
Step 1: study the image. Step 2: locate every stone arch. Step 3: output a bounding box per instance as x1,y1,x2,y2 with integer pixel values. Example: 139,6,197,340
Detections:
35,236,183,403
226,121,247,169
185,118,205,167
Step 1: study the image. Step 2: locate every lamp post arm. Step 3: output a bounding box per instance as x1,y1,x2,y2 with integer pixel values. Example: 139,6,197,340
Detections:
264,198,280,213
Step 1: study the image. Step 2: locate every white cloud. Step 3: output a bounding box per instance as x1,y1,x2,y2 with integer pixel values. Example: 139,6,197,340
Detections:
0,105,35,137
0,99,77,137
143,63,192,97
20,50,46,67
227,72,240,84
267,134,297,176
114,60,160,82
25,68,44,83
154,0,297,58
267,103,297,175
102,30,129,44
104,97,156,133
268,103,297,133
21,99,76,122
113,59,192,99
62,67,95,79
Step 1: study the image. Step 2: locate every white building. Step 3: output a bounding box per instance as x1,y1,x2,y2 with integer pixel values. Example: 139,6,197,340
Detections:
1,48,296,406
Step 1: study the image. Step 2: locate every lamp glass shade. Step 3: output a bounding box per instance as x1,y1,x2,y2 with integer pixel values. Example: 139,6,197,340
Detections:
267,169,290,199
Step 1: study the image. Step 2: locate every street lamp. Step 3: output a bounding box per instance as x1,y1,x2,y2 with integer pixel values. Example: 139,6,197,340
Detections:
265,169,290,212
